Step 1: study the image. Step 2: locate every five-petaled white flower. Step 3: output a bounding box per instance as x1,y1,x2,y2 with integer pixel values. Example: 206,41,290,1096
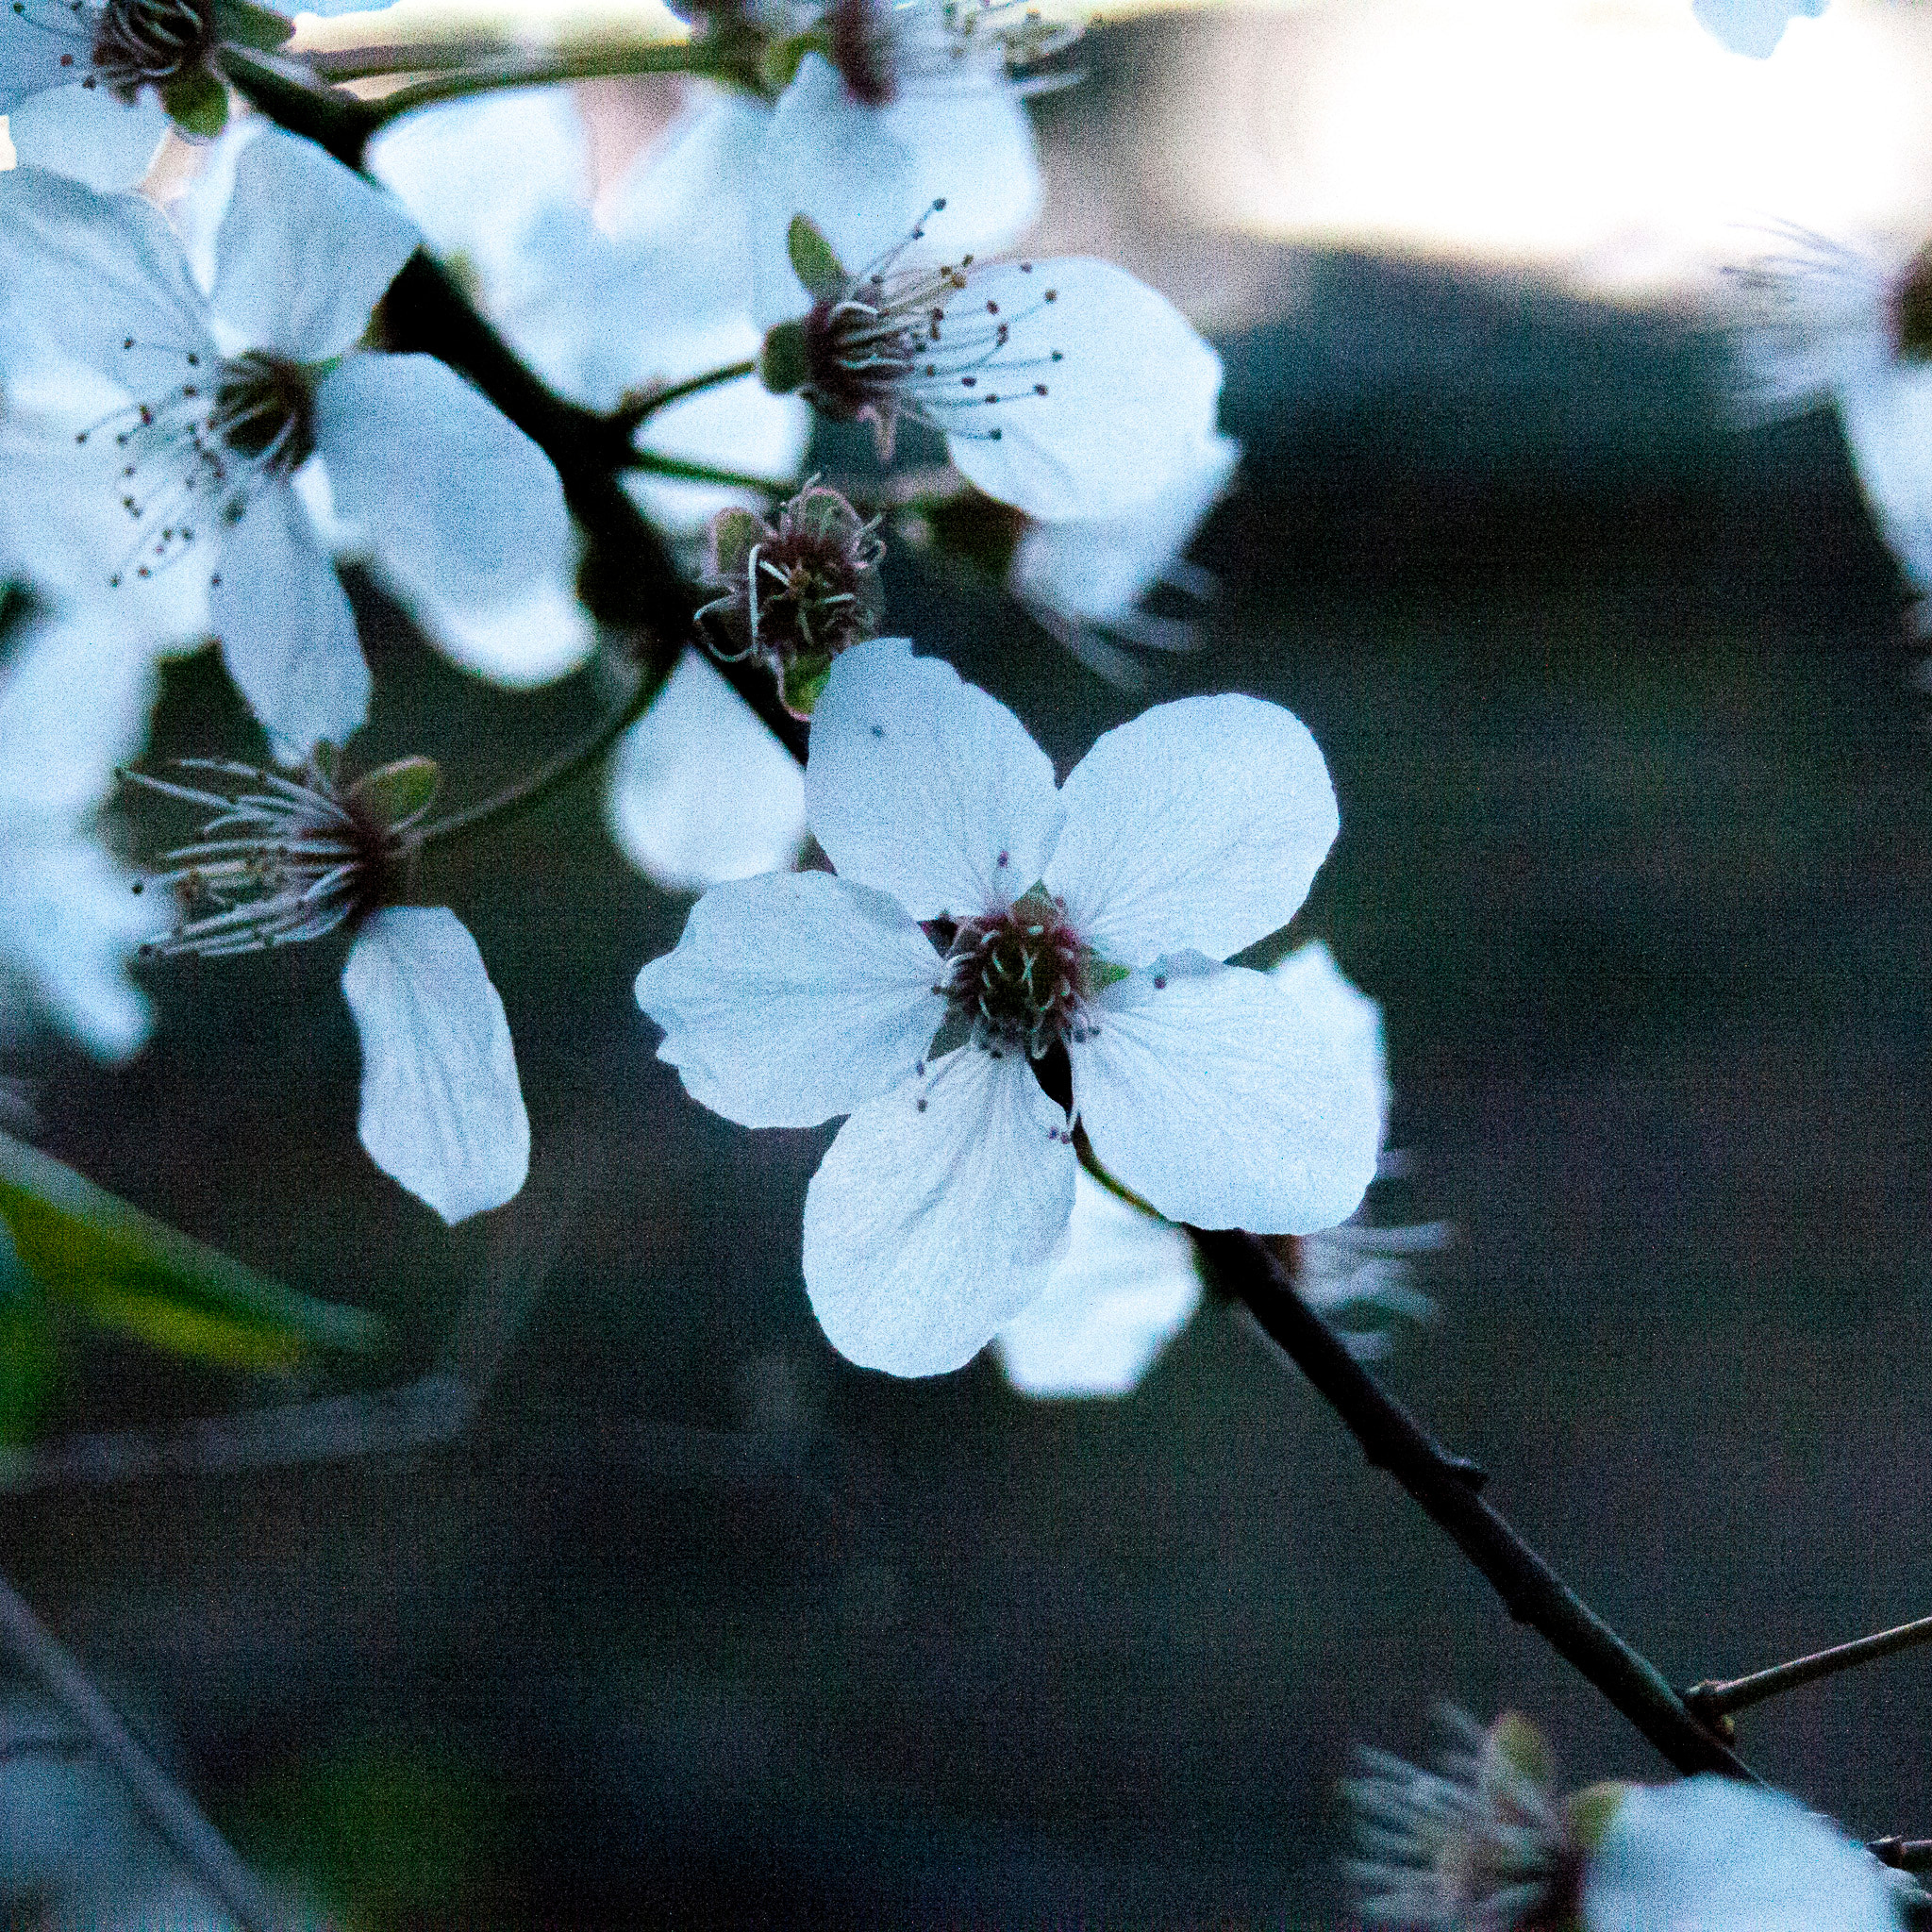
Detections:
0,125,575,758
635,637,1383,1376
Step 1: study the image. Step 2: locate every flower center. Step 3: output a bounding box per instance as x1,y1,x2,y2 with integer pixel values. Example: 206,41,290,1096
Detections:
89,0,214,97
76,347,316,590
797,216,1061,456
942,891,1091,1058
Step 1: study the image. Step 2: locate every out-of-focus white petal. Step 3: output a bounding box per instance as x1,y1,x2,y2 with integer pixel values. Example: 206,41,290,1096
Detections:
1692,0,1828,58
1070,953,1381,1234
1010,432,1239,628
1582,1779,1902,1932
0,612,157,819
801,1046,1074,1375
943,259,1224,525
0,167,210,381
5,83,168,192
635,869,944,1129
1271,941,1390,1135
0,835,158,1057
807,638,1062,918
313,352,575,625
1045,694,1338,968
604,649,807,891
1840,368,1932,595
341,906,529,1224
367,87,589,291
993,1172,1199,1396
209,126,420,360
209,482,370,756
752,53,1041,326
0,6,91,108
395,575,595,689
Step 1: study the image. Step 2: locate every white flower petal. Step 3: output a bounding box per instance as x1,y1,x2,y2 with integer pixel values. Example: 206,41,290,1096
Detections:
394,575,595,689
1582,1779,1902,1932
210,481,370,756
313,352,575,622
753,53,1040,326
1010,432,1240,628
0,612,158,819
366,87,589,292
0,829,159,1058
943,259,1224,525
1070,954,1381,1234
602,87,768,292
5,83,168,192
341,906,530,1224
1271,940,1390,1136
0,167,209,382
635,868,945,1129
1692,0,1828,58
605,649,807,891
1044,694,1338,967
801,1046,1075,1375
0,4,90,107
807,638,1062,918
210,127,420,360
993,1172,1199,1397
1840,367,1932,595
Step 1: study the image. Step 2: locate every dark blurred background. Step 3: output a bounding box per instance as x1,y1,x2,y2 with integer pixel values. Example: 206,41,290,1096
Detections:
8,8,1932,1924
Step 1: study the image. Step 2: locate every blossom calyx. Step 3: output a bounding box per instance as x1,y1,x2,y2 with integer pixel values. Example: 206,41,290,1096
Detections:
697,482,886,715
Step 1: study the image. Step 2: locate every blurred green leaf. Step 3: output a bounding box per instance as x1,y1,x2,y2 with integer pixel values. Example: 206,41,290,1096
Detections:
0,1224,57,1446
0,1130,385,1371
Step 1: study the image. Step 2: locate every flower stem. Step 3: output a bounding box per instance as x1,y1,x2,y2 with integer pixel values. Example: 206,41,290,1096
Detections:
1685,1611,1932,1724
1188,1226,1759,1782
302,31,691,81
354,45,745,127
0,1570,287,1932
626,446,796,494
416,658,661,854
626,358,760,421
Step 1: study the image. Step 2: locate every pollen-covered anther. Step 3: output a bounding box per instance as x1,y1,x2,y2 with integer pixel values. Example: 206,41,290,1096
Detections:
942,890,1091,1058
123,756,438,958
87,0,215,96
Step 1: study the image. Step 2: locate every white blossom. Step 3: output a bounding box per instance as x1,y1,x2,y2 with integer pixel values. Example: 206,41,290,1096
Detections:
0,126,575,754
994,942,1441,1398
761,208,1226,524
0,610,165,1057
127,756,530,1222
636,637,1382,1376
1692,0,1828,58
1581,1778,1905,1932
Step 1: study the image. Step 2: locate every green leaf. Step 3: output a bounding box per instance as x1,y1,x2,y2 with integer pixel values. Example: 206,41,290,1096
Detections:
0,1227,57,1448
0,1130,385,1371
758,318,812,396
160,68,229,139
785,215,847,302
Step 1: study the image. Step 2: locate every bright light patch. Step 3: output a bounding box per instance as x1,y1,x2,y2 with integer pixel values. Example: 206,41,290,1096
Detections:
1162,0,1932,297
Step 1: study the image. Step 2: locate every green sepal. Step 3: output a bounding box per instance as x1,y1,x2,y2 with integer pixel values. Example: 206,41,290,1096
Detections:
759,318,812,396
211,0,294,51
1487,1710,1554,1791
709,507,766,578
0,1130,385,1371
1567,1780,1630,1856
780,653,833,718
759,27,824,96
348,755,441,832
161,68,229,139
786,214,848,302
908,488,1028,581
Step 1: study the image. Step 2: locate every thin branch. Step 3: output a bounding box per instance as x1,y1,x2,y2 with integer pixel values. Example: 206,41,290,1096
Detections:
625,358,760,421
0,1572,286,1931
355,44,716,127
1686,1611,1932,1724
1189,1227,1756,1781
